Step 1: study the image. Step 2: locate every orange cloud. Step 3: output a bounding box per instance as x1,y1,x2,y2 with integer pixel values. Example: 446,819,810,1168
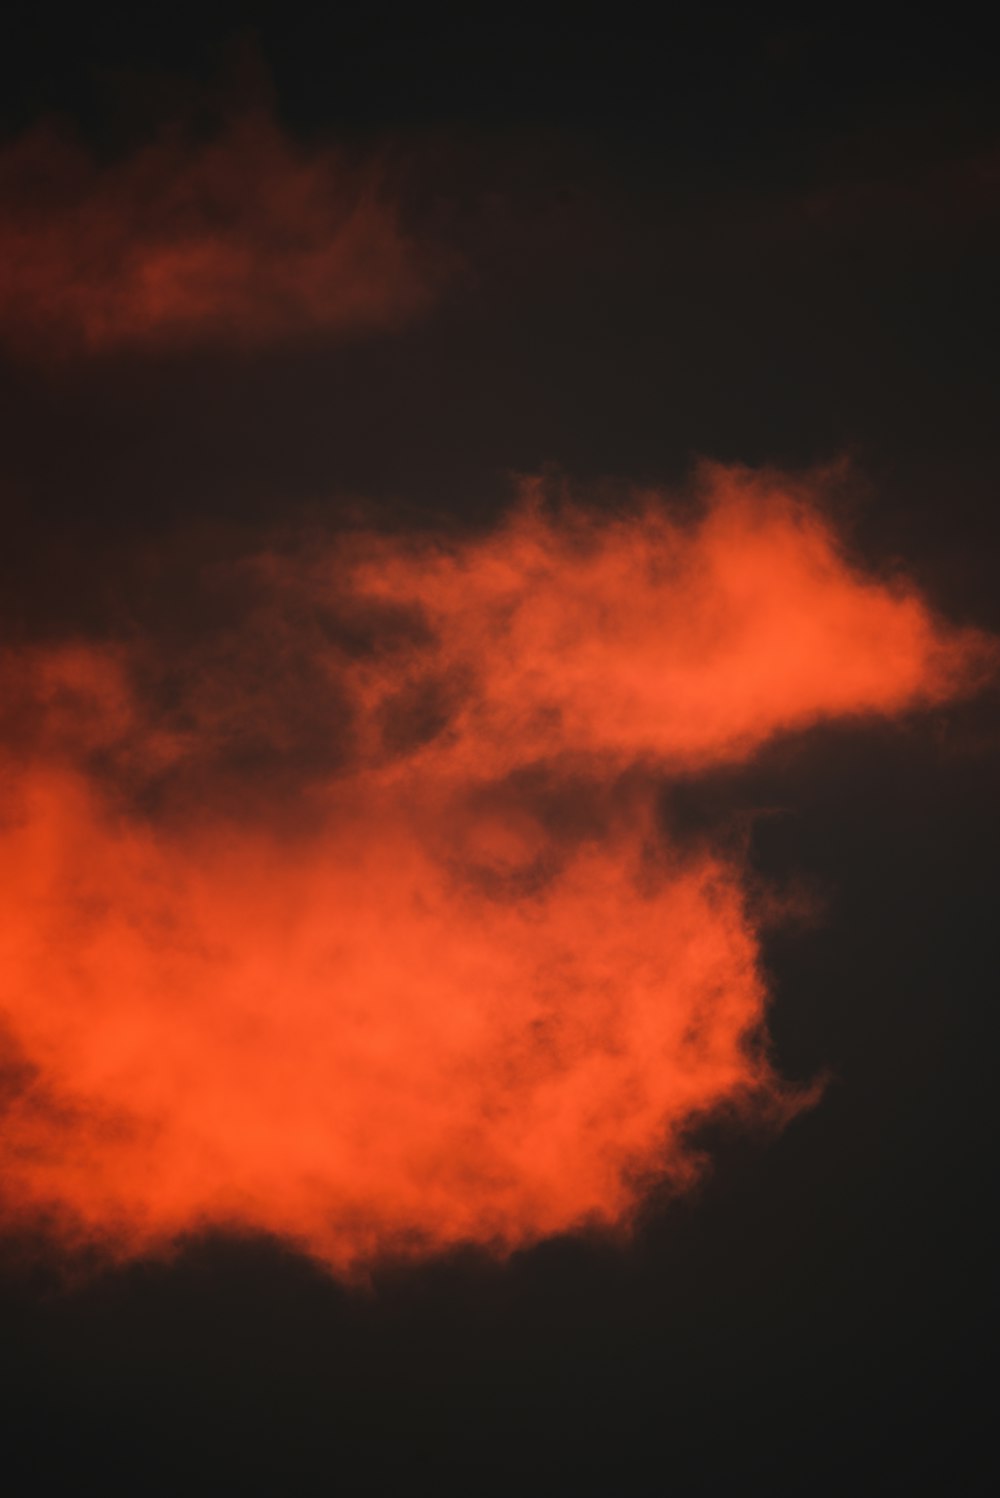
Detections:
0,113,440,354
0,467,991,1274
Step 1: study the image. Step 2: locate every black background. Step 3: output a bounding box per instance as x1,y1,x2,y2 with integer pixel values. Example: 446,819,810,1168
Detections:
1,5,997,1493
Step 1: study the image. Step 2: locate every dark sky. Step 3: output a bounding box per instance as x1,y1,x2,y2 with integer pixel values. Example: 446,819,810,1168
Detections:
1,6,998,1495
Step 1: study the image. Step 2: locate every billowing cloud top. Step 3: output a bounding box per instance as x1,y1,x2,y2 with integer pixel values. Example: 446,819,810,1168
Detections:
0,468,992,1274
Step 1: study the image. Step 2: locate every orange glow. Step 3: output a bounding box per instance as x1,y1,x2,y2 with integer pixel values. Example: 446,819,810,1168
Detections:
0,114,439,353
0,469,991,1273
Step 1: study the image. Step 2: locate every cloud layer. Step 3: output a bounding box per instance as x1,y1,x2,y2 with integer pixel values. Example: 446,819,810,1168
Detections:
0,467,990,1273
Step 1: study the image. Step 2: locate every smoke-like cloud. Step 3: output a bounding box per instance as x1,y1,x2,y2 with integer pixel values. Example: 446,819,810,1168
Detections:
0,112,441,354
0,466,991,1274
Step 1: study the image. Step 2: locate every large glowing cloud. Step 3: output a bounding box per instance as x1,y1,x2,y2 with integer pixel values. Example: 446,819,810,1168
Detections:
0,468,991,1273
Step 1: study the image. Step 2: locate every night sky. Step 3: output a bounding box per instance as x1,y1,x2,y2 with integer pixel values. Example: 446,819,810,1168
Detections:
1,6,998,1495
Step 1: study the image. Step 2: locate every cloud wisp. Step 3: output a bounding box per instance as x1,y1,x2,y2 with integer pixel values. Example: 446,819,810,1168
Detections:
0,112,440,355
